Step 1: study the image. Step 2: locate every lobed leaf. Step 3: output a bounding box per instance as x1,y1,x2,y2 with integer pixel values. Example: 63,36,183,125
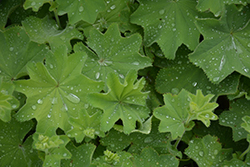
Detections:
23,0,52,12
57,0,106,24
130,0,201,59
22,16,83,52
87,70,150,134
74,23,151,85
14,46,104,133
189,5,250,83
0,26,48,82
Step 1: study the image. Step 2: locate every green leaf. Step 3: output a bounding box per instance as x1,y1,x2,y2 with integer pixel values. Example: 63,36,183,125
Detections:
132,147,179,167
185,135,231,167
74,23,151,84
61,142,96,167
14,46,104,133
130,0,201,59
23,0,52,12
76,0,138,36
87,70,150,134
0,78,19,122
100,118,172,155
188,90,218,127
66,109,105,143
189,5,250,83
153,89,190,139
33,132,71,167
0,119,43,167
241,116,250,133
22,16,83,52
0,0,23,29
219,98,250,141
57,0,106,24
228,76,250,100
196,0,248,17
220,158,247,167
155,46,240,100
0,26,49,81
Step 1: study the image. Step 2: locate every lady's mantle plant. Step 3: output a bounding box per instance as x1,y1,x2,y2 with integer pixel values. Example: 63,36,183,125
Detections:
1,0,250,166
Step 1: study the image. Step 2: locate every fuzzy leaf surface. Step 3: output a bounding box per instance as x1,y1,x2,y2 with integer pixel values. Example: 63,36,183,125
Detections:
196,0,248,17
189,5,250,83
219,98,250,141
14,47,104,133
185,135,231,167
74,24,151,84
57,0,106,24
132,147,179,167
67,109,105,143
0,26,48,81
130,0,200,59
61,142,96,167
0,119,42,167
87,70,150,134
22,16,83,52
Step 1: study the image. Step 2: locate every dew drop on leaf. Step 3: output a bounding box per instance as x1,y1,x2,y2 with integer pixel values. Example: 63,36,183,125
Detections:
79,6,84,12
37,99,43,104
9,47,14,51
159,9,165,15
199,151,204,157
96,72,100,79
144,137,153,143
171,88,179,94
212,77,220,82
66,93,80,103
110,5,116,10
32,105,37,110
51,97,57,104
192,82,197,87
248,43,250,47
132,62,139,65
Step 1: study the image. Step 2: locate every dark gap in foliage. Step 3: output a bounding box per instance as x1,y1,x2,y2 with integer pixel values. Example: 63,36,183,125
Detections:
115,119,123,126
199,34,204,43
22,118,37,143
216,95,230,111
92,144,106,159
56,128,65,135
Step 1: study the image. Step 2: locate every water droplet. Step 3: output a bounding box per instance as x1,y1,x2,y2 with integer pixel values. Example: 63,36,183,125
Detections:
9,47,14,51
31,2,36,6
32,105,37,110
159,9,165,15
79,6,84,12
47,114,51,118
144,137,153,143
110,5,116,10
213,77,220,82
60,36,65,40
95,72,100,79
171,88,179,94
66,93,80,103
244,68,249,73
214,150,218,155
199,151,204,156
248,43,250,47
49,64,53,69
37,99,43,104
132,62,139,65
192,82,197,87
12,104,17,108
51,97,57,104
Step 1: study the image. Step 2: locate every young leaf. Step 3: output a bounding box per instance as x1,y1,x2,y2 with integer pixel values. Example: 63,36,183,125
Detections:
57,0,106,24
33,132,71,167
188,90,218,127
14,46,104,133
61,142,96,167
87,70,150,134
130,0,201,59
0,26,49,81
23,0,52,12
185,135,231,167
22,16,83,52
196,0,248,17
0,119,43,166
0,78,19,122
132,147,179,167
241,116,250,133
219,98,250,141
66,109,105,143
189,5,250,83
74,23,151,84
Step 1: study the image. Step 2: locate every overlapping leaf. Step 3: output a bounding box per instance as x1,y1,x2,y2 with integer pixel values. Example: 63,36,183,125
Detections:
189,5,250,83
219,98,250,141
76,0,138,36
0,26,48,82
14,46,104,133
130,0,201,59
154,89,218,139
0,78,19,122
74,23,151,84
87,70,150,134
66,109,105,143
196,0,248,17
61,142,96,167
132,147,179,167
57,0,106,24
155,46,240,100
33,132,71,167
185,135,232,167
22,16,83,52
23,0,52,12
0,119,43,167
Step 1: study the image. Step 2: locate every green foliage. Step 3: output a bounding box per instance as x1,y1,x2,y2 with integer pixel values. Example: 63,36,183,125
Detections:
1,0,250,166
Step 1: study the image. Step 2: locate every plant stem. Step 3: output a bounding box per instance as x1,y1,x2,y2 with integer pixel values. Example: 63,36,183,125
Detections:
174,132,184,149
239,143,250,160
54,9,61,29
